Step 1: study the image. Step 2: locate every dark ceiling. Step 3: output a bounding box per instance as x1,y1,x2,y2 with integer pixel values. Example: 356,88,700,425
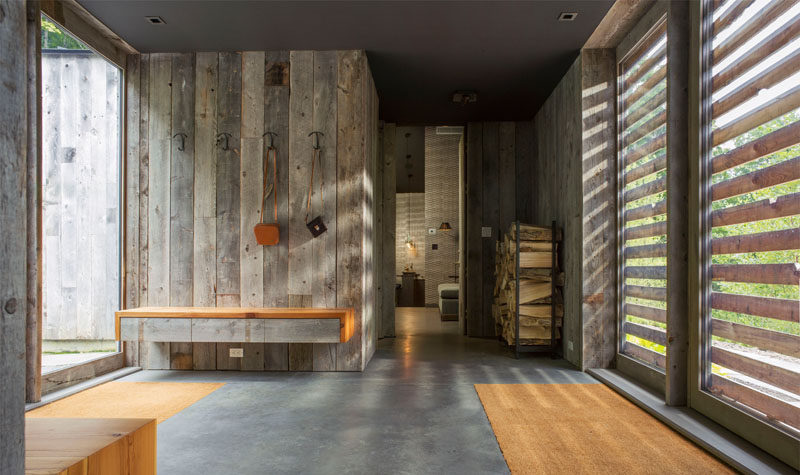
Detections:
79,0,613,124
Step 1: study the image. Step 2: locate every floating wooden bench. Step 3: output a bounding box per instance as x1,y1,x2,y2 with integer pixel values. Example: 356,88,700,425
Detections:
25,418,156,474
115,307,355,344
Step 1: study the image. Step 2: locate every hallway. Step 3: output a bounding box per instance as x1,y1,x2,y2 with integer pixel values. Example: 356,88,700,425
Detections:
121,308,596,474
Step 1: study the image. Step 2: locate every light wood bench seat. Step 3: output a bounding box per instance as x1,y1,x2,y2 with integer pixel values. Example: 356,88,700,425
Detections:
25,418,156,474
115,307,355,344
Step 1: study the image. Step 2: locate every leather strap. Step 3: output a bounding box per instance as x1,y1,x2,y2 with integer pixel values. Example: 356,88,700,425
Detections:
259,146,277,223
305,148,323,224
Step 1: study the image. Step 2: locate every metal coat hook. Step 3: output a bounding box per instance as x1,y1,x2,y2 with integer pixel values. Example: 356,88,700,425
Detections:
216,132,232,151
263,131,278,150
308,131,324,150
173,133,188,152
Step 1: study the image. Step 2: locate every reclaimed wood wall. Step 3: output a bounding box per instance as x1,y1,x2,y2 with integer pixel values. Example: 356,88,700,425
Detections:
1,0,28,469
529,51,617,369
377,123,396,339
124,50,379,371
463,121,534,338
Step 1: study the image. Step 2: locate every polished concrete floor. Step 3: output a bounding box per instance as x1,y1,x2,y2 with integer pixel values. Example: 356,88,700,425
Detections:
121,308,597,474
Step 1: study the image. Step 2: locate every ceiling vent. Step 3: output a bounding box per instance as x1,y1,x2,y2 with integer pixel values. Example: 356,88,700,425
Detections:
558,12,578,21
435,126,464,136
145,16,166,25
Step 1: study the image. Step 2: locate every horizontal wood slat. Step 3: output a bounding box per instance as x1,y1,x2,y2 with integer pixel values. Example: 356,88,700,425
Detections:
624,152,666,185
624,221,667,241
624,320,667,346
711,120,800,174
712,0,798,65
711,263,800,285
709,374,800,428
623,341,666,369
711,318,800,357
711,86,800,147
622,21,667,72
711,292,799,322
625,199,667,222
711,156,800,201
623,36,666,88
711,345,800,394
623,132,666,167
713,48,800,118
624,302,667,323
626,68,666,107
625,284,667,302
713,13,800,88
624,87,666,130
711,192,800,227
623,109,666,146
624,266,667,281
712,0,756,34
625,242,667,259
711,227,800,254
624,176,666,204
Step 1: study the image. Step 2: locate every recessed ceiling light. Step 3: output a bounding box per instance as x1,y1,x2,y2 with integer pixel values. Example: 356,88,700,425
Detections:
558,12,578,21
145,16,166,25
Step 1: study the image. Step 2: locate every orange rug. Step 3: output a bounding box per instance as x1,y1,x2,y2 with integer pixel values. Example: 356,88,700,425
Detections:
475,383,734,474
27,382,224,424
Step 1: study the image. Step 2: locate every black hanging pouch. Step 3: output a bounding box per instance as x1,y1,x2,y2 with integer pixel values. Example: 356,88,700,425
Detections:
305,136,327,238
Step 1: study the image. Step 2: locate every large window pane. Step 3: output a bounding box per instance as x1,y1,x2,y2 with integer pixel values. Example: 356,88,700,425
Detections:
702,0,800,434
619,19,669,370
41,15,122,372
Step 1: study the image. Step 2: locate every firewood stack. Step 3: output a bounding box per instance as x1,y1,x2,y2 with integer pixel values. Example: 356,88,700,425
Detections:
493,223,564,346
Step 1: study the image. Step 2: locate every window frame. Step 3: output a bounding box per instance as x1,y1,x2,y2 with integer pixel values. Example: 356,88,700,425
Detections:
615,2,670,394
687,0,800,467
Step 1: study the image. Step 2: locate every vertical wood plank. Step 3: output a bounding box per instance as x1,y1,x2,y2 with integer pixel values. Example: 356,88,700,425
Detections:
336,50,365,371
375,122,384,339
288,294,313,371
362,66,378,364
147,53,172,306
26,1,43,402
1,0,28,468
580,50,617,371
170,342,193,370
380,123,396,338
498,121,516,231
240,51,265,309
192,342,217,370
263,51,290,371
125,54,140,311
215,52,242,307
665,1,690,405
481,122,500,338
193,53,218,307
288,51,313,301
312,50,338,371
465,123,483,337
138,54,150,307
170,53,195,310
515,120,534,223
216,342,243,370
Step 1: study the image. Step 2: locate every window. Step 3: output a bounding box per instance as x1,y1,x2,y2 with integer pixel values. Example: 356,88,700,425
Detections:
40,15,123,373
701,0,799,435
618,19,670,373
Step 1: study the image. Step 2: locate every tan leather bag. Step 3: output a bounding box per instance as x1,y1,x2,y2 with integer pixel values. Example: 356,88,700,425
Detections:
254,146,279,246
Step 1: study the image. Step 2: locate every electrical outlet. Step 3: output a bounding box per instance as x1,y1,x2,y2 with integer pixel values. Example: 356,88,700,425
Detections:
428,228,436,235
481,226,493,238
229,348,243,358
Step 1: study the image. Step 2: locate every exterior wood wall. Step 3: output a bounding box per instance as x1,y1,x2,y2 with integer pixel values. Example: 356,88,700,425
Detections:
41,51,122,342
463,121,534,338
1,0,28,470
124,50,379,371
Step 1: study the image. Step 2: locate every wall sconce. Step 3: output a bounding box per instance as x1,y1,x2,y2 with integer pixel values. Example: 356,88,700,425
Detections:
438,222,452,232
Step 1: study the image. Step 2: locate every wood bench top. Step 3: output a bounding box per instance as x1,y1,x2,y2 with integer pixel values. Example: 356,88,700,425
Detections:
115,307,355,343
25,418,156,474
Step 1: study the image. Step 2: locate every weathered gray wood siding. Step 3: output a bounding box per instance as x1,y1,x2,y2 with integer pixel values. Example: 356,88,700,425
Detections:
1,0,28,470
124,51,378,371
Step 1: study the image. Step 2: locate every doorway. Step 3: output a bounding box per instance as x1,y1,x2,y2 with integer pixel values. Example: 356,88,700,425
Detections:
393,126,465,336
